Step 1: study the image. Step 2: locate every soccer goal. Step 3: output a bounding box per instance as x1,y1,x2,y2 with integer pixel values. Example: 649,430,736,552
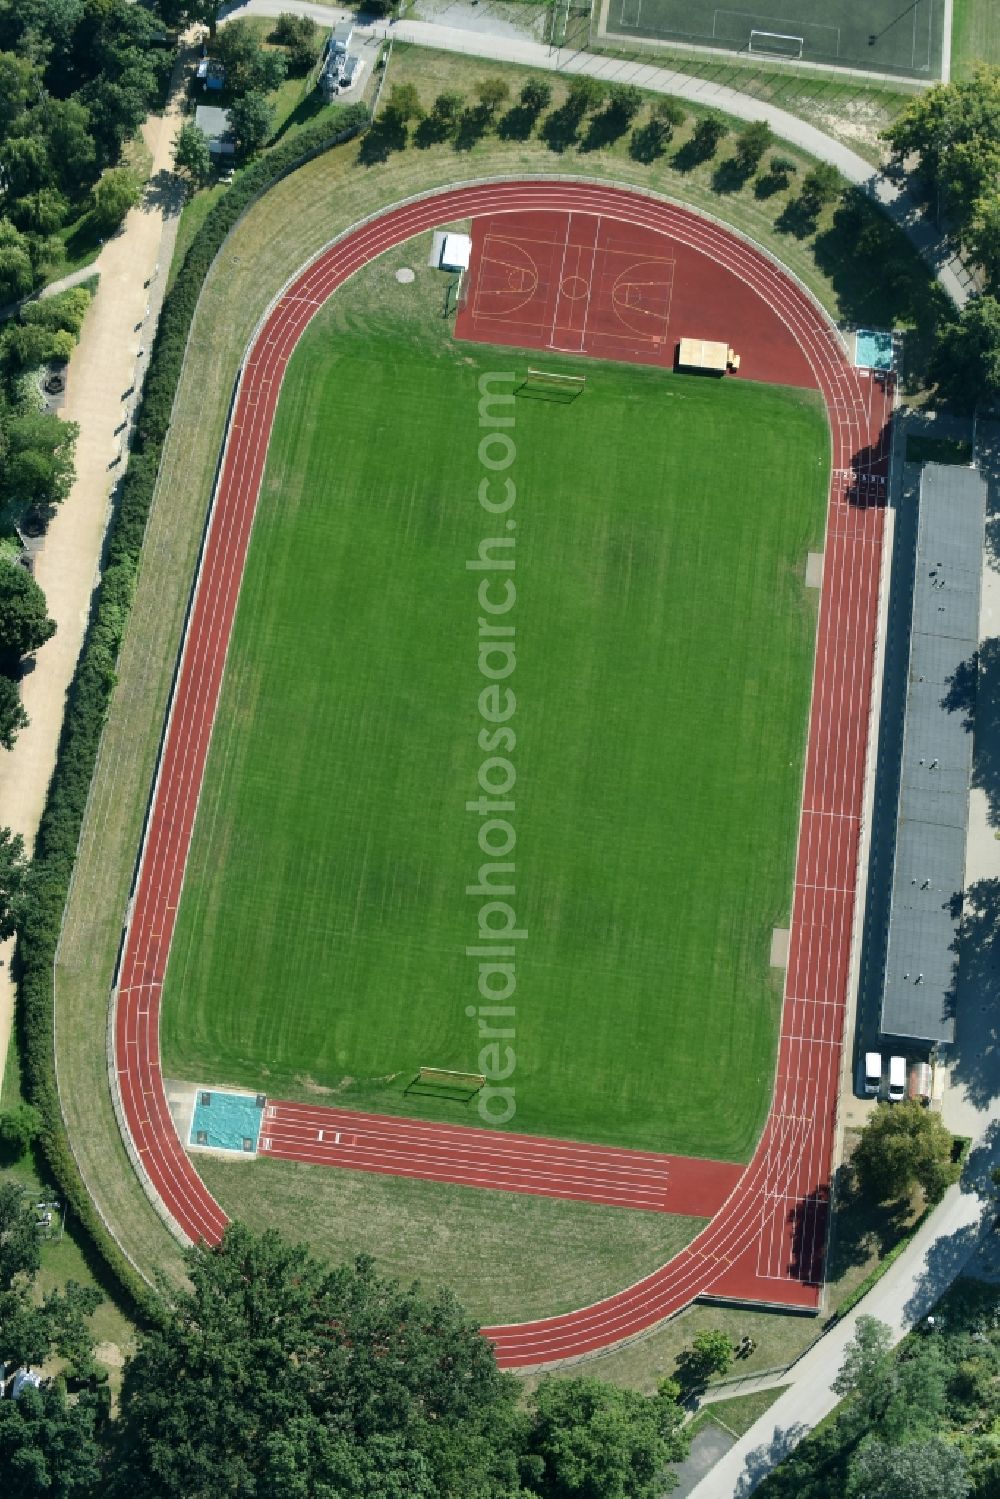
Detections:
515,369,586,403
748,28,804,57
405,1067,487,1102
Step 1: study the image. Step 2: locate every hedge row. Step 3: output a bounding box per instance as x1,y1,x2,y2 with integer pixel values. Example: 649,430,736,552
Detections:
16,102,370,1320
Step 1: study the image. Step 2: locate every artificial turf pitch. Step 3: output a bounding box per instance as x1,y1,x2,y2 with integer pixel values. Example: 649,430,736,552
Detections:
161,289,829,1162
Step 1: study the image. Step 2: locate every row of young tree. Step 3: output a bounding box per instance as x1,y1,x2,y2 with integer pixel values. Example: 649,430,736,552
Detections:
0,0,170,304
0,1204,690,1498
375,72,840,226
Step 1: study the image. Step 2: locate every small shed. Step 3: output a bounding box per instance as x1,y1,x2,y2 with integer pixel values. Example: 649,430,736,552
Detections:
440,233,472,272
340,55,364,91
677,338,740,374
194,105,235,158
11,1368,43,1401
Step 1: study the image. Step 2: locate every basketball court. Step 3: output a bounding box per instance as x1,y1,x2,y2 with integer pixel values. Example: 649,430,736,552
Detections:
457,211,676,366
456,208,818,389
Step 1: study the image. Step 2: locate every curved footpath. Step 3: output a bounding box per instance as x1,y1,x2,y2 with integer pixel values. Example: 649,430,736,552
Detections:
113,178,891,1368
0,49,191,1100
231,1,975,308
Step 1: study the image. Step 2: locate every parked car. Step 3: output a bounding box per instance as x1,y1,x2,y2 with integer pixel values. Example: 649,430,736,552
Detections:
863,1051,882,1096
888,1054,907,1102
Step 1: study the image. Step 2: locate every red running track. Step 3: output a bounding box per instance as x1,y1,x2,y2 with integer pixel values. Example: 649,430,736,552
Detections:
259,1102,744,1217
113,181,892,1367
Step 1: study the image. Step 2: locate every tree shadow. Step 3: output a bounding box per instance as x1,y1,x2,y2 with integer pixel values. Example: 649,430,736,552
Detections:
357,114,407,165
497,102,538,142
711,156,753,196
413,114,454,150
948,877,1000,1111
580,106,630,153
826,1160,917,1280
270,88,325,146
843,423,893,508
629,120,669,164
754,167,792,200
142,168,186,217
776,194,821,240
672,136,715,174
812,187,952,395
786,1186,829,1284
454,104,490,152
940,649,978,734
540,102,582,154
734,1422,811,1496
902,1210,988,1324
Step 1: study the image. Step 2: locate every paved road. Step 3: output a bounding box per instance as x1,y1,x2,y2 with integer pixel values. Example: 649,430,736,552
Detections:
228,0,974,307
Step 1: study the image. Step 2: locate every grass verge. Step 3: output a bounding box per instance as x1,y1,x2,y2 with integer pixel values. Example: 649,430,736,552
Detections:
198,1155,705,1323
951,0,1000,77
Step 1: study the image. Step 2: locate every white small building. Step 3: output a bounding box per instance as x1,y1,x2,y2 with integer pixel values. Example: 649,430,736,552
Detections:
440,233,472,272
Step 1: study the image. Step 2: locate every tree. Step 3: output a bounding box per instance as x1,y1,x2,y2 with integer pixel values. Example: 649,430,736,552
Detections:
2,409,78,510
387,81,425,121
0,1381,104,1496
270,13,319,75
968,192,1000,291
847,1436,970,1499
0,1179,40,1288
0,1103,42,1160
0,564,56,665
764,153,798,188
525,1376,688,1499
228,91,274,159
884,67,1000,235
0,674,27,750
833,1316,897,1426
0,218,35,302
0,825,31,940
652,97,685,128
566,75,606,118
520,78,552,114
734,119,773,172
676,1329,734,1389
932,295,1000,407
90,167,142,234
691,112,727,159
110,1225,525,1498
854,1102,961,1205
476,76,510,116
606,83,643,127
630,116,672,163
799,161,842,212
213,18,287,96
172,122,212,185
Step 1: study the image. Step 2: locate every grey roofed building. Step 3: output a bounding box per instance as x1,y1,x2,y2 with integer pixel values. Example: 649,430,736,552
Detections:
880,462,987,1045
193,104,235,156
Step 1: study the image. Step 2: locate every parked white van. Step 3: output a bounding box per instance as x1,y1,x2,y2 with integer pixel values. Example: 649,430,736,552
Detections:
863,1052,882,1096
888,1055,907,1102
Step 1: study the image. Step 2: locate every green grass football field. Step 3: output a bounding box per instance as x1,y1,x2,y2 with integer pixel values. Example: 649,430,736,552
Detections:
160,258,828,1160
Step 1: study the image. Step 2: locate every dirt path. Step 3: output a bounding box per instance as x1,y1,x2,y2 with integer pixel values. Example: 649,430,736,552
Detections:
0,54,192,1099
